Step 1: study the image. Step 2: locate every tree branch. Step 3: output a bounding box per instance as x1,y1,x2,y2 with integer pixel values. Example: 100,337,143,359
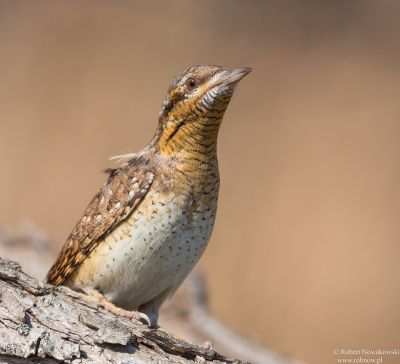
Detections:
0,258,246,363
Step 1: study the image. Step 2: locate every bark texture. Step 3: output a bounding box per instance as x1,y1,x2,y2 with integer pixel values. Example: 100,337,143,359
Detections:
0,258,243,363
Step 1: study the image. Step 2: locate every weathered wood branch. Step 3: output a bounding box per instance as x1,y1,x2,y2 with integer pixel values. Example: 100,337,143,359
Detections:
0,258,245,363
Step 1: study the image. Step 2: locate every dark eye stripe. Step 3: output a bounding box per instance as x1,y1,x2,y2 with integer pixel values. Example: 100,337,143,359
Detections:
161,92,186,118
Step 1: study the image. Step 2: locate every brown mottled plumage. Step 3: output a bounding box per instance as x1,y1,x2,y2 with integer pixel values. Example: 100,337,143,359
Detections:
46,65,251,326
46,157,155,285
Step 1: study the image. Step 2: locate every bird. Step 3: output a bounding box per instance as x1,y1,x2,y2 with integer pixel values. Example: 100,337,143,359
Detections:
46,65,251,326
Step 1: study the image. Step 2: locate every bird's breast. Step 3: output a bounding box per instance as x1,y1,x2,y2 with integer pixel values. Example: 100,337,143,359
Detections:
69,184,218,309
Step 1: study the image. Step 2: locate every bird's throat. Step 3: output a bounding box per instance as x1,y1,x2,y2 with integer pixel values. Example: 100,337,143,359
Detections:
157,117,222,158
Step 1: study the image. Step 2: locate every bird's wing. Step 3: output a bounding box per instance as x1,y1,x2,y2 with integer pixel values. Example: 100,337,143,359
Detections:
46,156,155,285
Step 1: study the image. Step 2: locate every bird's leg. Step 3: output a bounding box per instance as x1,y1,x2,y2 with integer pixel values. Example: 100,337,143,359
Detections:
80,287,151,326
138,287,174,328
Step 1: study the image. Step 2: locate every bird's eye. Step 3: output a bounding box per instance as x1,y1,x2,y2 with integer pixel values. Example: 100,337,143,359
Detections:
185,77,197,90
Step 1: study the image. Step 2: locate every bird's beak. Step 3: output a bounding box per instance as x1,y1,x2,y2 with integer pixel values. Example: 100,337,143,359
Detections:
217,67,252,87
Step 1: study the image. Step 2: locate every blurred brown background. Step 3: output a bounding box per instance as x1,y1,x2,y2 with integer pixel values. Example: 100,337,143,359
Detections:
1,1,400,363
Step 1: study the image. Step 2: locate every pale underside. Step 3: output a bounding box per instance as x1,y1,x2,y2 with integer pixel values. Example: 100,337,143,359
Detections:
66,186,218,320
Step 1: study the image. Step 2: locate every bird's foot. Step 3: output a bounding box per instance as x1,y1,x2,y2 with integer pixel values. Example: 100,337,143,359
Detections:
98,300,151,326
80,287,151,326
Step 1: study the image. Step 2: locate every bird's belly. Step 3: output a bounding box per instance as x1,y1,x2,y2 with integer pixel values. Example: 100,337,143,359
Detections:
69,192,217,309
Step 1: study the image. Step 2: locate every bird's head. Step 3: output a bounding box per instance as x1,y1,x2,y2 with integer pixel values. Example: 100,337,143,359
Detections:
155,65,251,155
